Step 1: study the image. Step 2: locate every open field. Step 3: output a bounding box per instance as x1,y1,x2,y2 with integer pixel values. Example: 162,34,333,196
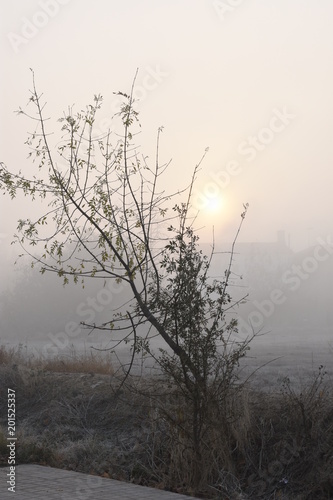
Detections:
1,326,332,378
239,327,333,390
0,338,333,499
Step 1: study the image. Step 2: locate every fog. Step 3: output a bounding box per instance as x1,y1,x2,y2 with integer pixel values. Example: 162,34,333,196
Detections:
1,1,332,373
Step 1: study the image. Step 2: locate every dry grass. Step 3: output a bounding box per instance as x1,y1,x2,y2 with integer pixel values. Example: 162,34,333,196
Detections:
0,344,114,375
41,350,114,375
0,344,24,365
0,344,333,498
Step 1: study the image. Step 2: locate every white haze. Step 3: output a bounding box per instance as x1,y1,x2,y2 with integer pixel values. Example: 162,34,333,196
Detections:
0,1,332,375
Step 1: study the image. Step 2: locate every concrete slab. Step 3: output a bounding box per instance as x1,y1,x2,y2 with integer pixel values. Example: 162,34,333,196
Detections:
0,464,198,499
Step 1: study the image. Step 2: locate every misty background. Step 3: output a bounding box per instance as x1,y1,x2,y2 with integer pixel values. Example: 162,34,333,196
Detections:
0,1,332,369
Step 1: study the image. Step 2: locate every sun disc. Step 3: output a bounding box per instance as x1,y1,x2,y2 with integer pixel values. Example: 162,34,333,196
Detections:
205,196,223,213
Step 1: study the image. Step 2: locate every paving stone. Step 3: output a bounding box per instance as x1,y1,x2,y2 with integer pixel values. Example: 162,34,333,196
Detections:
0,464,200,499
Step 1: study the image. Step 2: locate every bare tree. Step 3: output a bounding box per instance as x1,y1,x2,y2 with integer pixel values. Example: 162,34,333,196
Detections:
0,70,252,494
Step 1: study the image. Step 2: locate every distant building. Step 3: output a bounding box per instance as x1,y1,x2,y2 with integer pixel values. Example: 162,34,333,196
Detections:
201,232,333,330
203,231,294,294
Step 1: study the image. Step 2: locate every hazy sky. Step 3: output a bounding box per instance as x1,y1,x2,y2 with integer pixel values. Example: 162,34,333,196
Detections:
1,0,333,283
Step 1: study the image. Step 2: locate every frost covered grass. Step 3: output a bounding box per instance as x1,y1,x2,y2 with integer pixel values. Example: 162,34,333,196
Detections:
0,344,332,498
